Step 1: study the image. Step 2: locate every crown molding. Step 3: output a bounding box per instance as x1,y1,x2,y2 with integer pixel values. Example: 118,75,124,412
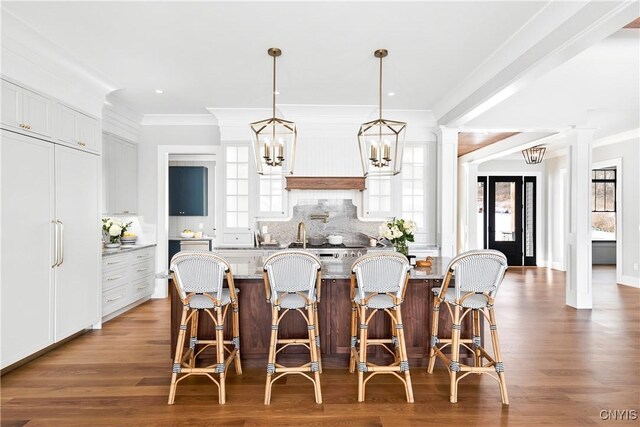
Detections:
140,114,219,126
1,10,120,117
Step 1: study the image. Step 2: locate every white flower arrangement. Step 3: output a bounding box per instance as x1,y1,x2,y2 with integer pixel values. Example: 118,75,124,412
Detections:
378,218,416,256
102,218,132,244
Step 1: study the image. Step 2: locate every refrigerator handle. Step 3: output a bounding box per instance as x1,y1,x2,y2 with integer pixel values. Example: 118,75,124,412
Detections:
51,220,59,267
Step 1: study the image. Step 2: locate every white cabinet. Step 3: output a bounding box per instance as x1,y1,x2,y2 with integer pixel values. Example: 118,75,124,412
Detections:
1,130,100,369
55,103,100,154
102,247,155,320
1,79,53,138
103,132,138,214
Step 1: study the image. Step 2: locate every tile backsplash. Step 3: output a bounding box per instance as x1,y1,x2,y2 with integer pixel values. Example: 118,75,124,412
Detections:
258,199,382,246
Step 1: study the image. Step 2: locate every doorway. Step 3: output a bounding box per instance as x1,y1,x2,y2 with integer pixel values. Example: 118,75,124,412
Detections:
480,176,537,266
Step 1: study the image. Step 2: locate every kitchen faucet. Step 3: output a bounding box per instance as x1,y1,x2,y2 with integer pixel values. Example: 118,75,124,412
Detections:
296,221,307,249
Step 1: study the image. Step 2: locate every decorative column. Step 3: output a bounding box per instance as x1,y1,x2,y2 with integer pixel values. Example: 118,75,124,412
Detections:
565,128,594,309
465,162,480,251
436,126,458,258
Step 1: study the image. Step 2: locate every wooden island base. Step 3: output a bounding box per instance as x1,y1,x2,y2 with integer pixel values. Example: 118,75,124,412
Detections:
170,278,477,367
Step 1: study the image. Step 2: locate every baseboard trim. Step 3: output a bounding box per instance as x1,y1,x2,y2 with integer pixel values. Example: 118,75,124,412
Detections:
551,261,566,271
618,275,640,288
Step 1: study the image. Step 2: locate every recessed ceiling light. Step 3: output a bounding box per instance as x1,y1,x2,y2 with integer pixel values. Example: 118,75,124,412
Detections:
387,92,395,96
155,89,164,94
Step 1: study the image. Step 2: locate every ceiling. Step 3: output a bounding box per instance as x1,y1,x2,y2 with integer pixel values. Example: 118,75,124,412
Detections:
1,1,547,115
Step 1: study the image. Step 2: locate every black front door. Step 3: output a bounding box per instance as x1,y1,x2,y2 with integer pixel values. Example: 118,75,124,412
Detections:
488,176,523,266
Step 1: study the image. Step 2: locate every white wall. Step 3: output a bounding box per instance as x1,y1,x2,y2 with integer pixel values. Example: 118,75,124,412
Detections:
593,139,639,285
138,125,220,227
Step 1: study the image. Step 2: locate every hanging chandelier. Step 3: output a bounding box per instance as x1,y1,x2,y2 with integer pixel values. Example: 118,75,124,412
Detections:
522,145,546,164
250,48,297,175
357,49,406,176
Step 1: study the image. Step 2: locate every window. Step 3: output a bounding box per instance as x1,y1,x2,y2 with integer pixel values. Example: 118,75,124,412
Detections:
591,168,616,240
401,146,427,243
225,145,250,228
258,173,285,217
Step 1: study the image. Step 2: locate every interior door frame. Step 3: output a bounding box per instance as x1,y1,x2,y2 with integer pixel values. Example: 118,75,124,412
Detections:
488,176,523,266
479,171,543,267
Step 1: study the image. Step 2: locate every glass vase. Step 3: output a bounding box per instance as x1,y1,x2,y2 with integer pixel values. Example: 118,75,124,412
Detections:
394,240,408,257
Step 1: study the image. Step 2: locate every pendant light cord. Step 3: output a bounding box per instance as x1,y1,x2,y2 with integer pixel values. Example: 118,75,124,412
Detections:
272,53,277,119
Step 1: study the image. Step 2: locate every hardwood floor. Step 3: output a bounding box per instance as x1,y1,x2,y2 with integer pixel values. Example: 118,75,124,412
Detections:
2,266,638,426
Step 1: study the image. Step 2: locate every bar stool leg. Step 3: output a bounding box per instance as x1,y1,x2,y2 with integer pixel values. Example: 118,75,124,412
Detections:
472,309,482,368
427,298,441,374
349,303,358,373
168,306,189,404
313,303,323,374
307,304,323,404
188,309,199,367
357,305,368,402
394,306,414,403
215,307,226,404
232,299,242,375
449,304,461,403
488,306,509,405
264,306,279,405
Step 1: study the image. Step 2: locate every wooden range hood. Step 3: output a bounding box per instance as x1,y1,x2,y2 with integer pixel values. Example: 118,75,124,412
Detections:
285,176,366,191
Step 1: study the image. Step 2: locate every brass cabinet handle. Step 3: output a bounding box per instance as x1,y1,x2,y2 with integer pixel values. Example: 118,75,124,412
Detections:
78,141,86,147
136,285,149,291
136,268,147,272
107,260,123,265
107,275,123,281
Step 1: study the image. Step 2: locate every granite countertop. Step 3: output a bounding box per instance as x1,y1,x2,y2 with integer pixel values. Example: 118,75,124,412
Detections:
102,243,156,257
158,253,449,280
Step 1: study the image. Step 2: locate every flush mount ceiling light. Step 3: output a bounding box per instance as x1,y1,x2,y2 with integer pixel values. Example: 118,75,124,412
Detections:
250,48,297,175
358,49,406,177
522,145,546,164
155,89,164,94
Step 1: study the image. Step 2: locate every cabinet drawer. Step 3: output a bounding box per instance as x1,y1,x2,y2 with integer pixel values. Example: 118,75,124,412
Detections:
103,254,129,272
222,233,253,246
102,266,128,291
102,284,129,315
130,277,154,300
129,258,154,280
131,248,154,263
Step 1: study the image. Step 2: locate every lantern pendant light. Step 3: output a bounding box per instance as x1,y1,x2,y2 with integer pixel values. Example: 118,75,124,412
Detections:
358,49,406,176
522,145,546,164
250,48,297,175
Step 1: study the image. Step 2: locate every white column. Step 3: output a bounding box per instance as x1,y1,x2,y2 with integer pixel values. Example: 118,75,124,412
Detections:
436,126,458,258
565,128,594,309
466,162,480,250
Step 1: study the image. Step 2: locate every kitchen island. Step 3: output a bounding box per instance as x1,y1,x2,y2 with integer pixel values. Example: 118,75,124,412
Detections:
169,254,474,367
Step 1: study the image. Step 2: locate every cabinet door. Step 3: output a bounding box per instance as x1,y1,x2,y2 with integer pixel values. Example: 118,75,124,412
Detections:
1,80,22,130
168,167,185,215
77,112,100,153
57,104,78,145
1,130,55,368
121,141,138,213
22,88,52,137
54,145,100,341
182,166,208,215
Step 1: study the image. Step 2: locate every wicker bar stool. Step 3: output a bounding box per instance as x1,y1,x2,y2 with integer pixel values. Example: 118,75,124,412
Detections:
349,252,414,403
168,251,242,405
262,250,323,405
427,249,509,404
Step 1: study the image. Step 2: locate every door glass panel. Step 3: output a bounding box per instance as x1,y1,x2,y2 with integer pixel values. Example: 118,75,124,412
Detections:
494,181,516,242
525,181,534,257
477,180,485,247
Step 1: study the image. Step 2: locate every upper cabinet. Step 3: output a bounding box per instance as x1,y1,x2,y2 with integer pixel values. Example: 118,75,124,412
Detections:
103,133,138,215
1,79,53,138
55,104,100,154
169,166,208,216
1,78,101,154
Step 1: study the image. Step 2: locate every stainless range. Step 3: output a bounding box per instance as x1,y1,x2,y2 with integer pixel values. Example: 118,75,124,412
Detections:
288,243,368,261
